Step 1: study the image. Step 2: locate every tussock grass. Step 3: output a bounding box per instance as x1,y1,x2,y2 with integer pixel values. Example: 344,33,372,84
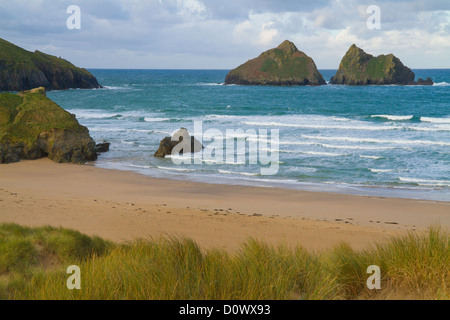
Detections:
0,223,111,299
0,223,448,300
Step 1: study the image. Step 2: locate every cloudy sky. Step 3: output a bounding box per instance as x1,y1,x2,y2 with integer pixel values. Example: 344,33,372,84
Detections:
1,0,449,69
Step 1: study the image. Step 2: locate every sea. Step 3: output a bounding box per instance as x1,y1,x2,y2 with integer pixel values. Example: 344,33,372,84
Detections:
47,69,450,201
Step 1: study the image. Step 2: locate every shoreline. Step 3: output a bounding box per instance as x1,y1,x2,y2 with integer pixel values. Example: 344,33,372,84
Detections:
0,158,448,252
96,161,450,202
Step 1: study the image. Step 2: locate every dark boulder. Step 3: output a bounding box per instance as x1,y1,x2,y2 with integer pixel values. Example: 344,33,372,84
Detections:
413,77,434,86
95,142,110,153
154,128,203,158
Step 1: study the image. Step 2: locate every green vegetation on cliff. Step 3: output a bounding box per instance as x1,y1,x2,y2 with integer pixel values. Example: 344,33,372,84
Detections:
0,87,98,163
0,38,101,91
1,88,81,144
330,44,433,85
225,40,326,86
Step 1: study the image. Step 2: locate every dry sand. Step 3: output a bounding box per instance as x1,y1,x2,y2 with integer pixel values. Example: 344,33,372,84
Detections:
0,158,448,252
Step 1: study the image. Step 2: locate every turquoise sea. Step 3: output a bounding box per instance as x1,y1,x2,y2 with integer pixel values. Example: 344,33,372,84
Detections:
47,69,450,201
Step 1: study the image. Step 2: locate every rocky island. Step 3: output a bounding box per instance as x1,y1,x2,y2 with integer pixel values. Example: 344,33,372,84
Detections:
0,87,99,164
225,40,326,86
0,38,101,91
330,44,433,85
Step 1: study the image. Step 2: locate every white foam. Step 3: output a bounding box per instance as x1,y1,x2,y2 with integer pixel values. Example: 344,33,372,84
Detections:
218,170,259,176
102,86,131,90
153,130,173,135
281,150,346,157
90,128,155,134
303,151,347,157
370,168,394,173
371,115,413,121
420,117,450,124
302,135,450,147
360,155,383,160
126,164,151,169
131,129,156,133
69,109,165,121
202,115,242,120
408,125,450,132
202,159,225,164
203,132,260,141
319,143,396,150
201,114,355,124
245,178,302,185
157,166,195,172
70,110,122,119
399,177,450,187
144,117,171,122
433,82,450,86
243,121,396,131
277,141,317,146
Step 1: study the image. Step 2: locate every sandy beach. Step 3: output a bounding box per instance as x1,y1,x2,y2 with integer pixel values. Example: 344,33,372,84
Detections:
0,158,448,252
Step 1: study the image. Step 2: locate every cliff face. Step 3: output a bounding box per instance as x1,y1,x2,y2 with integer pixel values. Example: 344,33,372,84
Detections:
0,38,101,91
225,40,326,86
330,44,433,85
0,87,98,164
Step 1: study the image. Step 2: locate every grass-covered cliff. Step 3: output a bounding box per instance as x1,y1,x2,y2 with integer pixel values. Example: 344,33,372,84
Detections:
330,44,433,85
0,87,98,163
0,38,101,91
225,40,326,86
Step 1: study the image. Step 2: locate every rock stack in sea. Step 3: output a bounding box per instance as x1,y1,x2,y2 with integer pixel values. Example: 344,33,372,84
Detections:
330,44,433,85
225,40,326,86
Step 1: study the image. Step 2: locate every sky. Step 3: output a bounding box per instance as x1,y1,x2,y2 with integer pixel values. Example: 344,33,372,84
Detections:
0,0,449,69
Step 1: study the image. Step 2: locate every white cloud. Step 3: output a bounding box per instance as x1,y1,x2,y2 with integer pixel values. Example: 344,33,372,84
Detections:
232,13,282,48
0,0,448,68
177,0,206,16
257,22,278,46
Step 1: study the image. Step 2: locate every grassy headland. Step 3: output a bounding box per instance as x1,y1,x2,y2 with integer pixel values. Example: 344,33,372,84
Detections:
0,38,101,91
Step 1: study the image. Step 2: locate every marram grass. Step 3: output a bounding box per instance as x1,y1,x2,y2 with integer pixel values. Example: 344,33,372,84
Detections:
0,223,448,300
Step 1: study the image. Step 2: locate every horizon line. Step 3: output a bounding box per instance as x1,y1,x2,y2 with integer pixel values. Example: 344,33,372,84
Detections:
84,67,450,71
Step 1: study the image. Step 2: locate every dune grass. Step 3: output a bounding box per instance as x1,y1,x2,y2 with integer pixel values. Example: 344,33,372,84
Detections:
0,223,111,299
0,223,448,300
